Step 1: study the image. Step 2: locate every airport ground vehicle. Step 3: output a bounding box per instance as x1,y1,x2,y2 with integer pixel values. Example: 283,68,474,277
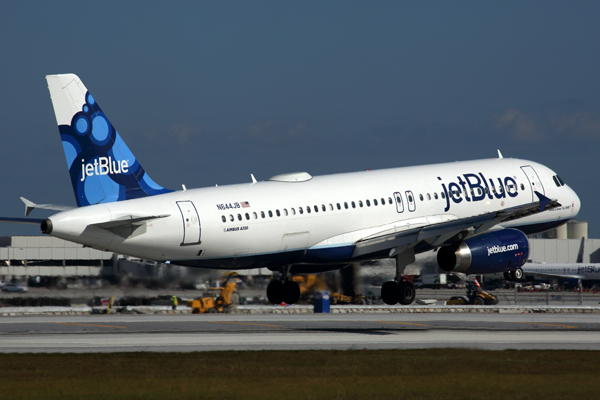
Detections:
187,273,240,313
1,284,28,293
447,282,499,305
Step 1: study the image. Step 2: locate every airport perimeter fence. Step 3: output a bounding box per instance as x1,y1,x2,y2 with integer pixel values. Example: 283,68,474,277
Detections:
416,288,600,307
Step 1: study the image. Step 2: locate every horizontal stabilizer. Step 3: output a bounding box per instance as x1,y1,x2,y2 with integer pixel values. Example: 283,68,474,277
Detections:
90,214,170,240
0,217,45,225
91,214,170,229
20,197,74,217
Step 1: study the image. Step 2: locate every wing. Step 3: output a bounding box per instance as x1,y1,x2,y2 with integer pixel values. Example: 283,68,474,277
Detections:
352,193,560,259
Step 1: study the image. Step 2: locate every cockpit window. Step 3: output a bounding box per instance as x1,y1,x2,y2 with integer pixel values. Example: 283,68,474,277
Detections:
553,175,560,187
556,175,565,186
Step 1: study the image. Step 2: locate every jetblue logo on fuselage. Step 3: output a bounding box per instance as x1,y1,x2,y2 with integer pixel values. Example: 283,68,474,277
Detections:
80,157,129,182
439,173,519,212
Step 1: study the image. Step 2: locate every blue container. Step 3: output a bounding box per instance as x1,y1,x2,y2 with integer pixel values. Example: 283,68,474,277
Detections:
313,291,330,313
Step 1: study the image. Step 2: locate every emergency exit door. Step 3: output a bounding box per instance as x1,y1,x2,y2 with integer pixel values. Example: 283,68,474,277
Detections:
177,201,201,245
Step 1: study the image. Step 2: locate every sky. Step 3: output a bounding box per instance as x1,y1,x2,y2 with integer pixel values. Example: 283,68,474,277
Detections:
0,1,599,238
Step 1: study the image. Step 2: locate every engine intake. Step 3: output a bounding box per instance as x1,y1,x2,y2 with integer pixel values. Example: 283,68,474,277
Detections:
437,229,529,274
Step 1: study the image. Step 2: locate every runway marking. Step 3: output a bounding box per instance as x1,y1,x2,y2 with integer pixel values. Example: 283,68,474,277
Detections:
54,322,127,329
209,321,284,328
517,322,578,329
375,321,430,327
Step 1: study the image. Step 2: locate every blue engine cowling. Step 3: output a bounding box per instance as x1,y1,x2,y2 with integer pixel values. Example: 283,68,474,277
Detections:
437,229,529,274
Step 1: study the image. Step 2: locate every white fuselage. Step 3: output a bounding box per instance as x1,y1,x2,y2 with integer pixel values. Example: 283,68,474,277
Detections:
523,263,600,281
45,157,581,269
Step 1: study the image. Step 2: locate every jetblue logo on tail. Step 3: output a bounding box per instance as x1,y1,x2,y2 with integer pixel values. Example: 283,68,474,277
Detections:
58,90,172,206
80,157,129,182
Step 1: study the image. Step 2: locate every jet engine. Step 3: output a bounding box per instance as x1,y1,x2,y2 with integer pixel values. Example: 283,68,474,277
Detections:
437,229,529,274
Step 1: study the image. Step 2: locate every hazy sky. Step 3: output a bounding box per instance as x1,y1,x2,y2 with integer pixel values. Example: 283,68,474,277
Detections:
1,1,599,237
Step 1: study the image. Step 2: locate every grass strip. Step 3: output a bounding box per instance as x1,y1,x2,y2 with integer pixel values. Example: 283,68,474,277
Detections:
0,349,599,399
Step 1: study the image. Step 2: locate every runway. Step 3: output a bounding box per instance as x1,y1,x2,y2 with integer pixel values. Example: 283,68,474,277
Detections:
1,312,600,352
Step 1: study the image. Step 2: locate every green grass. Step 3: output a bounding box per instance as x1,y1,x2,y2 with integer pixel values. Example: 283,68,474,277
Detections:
0,349,599,399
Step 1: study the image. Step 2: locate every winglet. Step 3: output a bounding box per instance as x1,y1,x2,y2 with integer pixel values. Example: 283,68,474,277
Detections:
497,149,503,159
534,191,551,212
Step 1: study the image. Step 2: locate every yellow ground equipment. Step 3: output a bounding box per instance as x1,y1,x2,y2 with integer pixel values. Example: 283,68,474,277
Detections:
447,282,499,305
329,292,367,305
187,273,240,313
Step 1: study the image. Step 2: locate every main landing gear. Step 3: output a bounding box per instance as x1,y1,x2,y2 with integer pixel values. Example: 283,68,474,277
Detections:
267,279,301,304
381,279,416,305
381,247,417,305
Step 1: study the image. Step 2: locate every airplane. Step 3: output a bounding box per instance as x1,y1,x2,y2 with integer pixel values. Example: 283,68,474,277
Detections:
0,73,581,306
517,239,600,282
521,262,600,282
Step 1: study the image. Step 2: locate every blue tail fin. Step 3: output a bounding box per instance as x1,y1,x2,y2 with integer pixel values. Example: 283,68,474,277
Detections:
46,74,173,207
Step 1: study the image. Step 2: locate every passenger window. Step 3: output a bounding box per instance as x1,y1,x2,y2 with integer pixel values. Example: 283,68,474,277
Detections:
351,201,356,208
268,211,273,217
284,209,288,216
306,206,311,214
485,187,489,194
419,194,423,201
237,214,242,221
408,195,413,202
253,212,258,219
366,200,370,207
245,213,250,220
337,203,341,210
322,204,326,212
374,199,378,206
359,200,363,208
221,215,226,223
329,204,333,211
276,210,280,217
520,184,525,191
388,197,393,204
434,193,438,200
229,215,234,222
427,194,431,200
344,202,348,209
314,205,319,212
380,198,384,205
299,207,304,214
396,195,402,204
291,208,296,215
261,211,265,218
441,192,446,199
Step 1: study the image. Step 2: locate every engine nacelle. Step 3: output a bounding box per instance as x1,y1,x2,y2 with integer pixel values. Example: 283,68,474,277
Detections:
437,229,529,274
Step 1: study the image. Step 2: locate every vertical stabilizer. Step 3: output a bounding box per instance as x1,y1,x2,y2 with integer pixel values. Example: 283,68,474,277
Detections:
46,74,172,207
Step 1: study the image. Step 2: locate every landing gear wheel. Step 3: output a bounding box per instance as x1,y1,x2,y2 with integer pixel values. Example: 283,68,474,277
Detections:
381,281,399,305
503,271,511,281
283,280,300,304
398,281,416,305
513,268,525,282
266,280,284,304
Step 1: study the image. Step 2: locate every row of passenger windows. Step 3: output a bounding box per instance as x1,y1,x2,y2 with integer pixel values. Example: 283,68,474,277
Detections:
220,183,528,223
222,197,395,223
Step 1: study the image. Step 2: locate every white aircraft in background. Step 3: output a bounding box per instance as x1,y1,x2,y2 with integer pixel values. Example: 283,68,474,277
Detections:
0,74,581,305
520,239,600,282
522,262,600,281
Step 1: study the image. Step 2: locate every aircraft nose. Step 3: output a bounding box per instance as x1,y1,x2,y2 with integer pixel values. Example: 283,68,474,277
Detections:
568,185,581,217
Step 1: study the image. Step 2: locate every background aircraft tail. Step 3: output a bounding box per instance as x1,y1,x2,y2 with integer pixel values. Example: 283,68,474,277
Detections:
46,74,172,207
